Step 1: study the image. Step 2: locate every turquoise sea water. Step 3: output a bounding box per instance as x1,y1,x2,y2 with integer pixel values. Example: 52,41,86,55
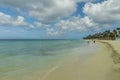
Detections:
0,40,99,80
116,38,120,41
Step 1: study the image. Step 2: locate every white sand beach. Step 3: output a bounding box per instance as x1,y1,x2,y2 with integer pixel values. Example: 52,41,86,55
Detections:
43,40,120,80
1,40,120,80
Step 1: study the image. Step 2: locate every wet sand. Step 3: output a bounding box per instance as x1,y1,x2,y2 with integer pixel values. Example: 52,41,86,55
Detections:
43,41,120,80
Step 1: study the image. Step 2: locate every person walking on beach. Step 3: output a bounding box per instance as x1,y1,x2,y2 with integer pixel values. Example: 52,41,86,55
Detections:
87,41,89,44
93,40,95,43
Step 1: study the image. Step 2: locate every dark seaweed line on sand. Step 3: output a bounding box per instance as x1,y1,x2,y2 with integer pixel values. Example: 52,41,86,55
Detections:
100,41,120,64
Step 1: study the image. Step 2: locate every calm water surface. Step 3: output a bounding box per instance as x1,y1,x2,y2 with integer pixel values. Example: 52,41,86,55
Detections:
0,39,99,80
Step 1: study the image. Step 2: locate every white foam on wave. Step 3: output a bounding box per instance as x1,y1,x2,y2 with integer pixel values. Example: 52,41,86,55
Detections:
41,65,59,80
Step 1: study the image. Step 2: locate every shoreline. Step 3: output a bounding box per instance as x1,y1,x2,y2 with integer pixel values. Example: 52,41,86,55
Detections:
43,40,120,80
99,41,120,64
1,40,120,80
99,41,120,72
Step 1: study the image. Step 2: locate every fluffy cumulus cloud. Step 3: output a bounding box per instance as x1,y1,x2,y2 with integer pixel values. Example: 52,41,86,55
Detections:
0,12,36,29
29,0,76,23
47,15,100,35
83,0,120,24
0,0,120,36
0,12,27,26
54,0,120,35
53,0,120,35
34,22,43,27
55,16,98,32
45,27,59,36
0,0,95,23
75,0,96,2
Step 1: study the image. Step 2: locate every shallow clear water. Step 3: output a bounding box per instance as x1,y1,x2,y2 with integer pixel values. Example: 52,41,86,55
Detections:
116,38,120,41
0,39,99,80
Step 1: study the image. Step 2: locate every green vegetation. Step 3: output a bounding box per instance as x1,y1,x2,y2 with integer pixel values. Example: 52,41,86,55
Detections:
83,29,118,40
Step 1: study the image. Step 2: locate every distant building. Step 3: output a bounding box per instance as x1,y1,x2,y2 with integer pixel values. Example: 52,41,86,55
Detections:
117,28,120,37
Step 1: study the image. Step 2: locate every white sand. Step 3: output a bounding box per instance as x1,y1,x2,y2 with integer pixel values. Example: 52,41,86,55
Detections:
43,41,120,80
3,40,120,80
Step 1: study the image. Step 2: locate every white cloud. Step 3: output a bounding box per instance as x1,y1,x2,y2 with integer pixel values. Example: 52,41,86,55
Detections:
0,12,36,29
0,12,27,26
45,26,61,36
12,16,27,26
0,12,11,25
34,22,43,27
55,15,98,32
44,15,102,35
1,0,118,37
83,0,120,24
0,0,95,23
29,0,76,23
75,0,96,2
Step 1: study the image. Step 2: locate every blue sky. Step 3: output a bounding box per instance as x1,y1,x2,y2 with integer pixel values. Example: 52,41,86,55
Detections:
0,0,120,39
